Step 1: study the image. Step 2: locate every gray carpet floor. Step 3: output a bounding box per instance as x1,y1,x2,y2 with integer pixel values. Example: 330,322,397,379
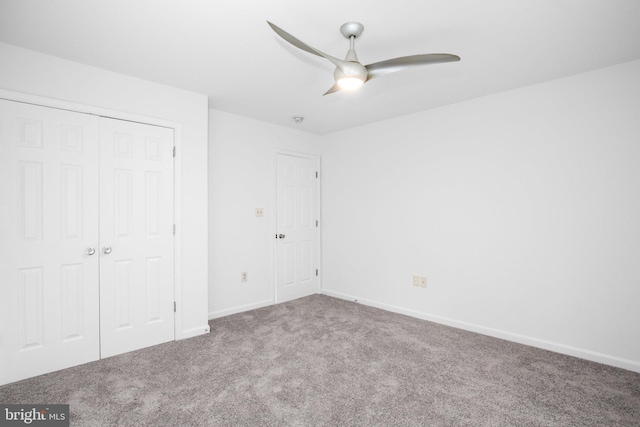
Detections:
1,294,639,426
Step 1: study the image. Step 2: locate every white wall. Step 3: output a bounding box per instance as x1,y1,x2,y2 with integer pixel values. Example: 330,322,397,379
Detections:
208,110,321,318
321,59,640,372
0,42,210,339
5,39,637,375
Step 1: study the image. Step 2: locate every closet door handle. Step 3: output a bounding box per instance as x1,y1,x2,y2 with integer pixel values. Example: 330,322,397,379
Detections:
102,246,112,255
85,247,96,256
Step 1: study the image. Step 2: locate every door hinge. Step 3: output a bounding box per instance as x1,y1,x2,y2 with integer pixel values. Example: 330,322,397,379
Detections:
173,146,176,157
316,220,318,228
174,301,177,312
315,171,318,178
316,269,319,276
173,224,176,235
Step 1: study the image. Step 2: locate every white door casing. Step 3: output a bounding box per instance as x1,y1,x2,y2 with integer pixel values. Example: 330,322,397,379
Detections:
275,153,320,303
0,99,101,385
98,118,175,358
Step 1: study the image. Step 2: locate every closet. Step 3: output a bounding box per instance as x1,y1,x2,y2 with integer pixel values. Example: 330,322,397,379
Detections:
0,98,175,385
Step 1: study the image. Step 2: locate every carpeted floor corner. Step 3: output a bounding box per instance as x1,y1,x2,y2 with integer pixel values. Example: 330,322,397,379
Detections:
1,294,639,426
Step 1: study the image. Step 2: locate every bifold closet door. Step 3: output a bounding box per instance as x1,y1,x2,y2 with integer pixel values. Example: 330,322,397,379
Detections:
0,99,101,385
98,118,175,358
0,99,176,385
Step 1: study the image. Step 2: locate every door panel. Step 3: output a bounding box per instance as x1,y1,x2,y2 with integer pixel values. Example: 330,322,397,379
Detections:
275,154,319,302
0,99,176,384
98,118,175,358
0,99,100,385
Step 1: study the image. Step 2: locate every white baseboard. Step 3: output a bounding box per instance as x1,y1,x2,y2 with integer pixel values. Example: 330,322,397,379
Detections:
209,298,274,320
321,289,640,374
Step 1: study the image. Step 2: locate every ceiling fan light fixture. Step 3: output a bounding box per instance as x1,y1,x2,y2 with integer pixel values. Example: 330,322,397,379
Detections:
268,21,460,96
337,76,365,91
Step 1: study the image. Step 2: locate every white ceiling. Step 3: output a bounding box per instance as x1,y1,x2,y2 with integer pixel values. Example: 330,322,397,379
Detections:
1,0,639,135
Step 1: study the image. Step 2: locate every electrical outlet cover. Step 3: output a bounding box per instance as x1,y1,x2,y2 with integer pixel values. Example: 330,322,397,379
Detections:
419,276,427,288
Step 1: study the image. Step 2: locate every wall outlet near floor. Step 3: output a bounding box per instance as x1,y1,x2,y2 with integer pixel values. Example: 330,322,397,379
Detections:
412,275,426,288
241,272,248,282
255,208,264,217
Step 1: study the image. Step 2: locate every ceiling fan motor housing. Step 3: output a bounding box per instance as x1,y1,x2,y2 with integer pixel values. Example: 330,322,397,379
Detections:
334,61,368,83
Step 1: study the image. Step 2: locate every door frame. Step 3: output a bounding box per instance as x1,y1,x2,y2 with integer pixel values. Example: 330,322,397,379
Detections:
272,149,322,303
0,88,185,340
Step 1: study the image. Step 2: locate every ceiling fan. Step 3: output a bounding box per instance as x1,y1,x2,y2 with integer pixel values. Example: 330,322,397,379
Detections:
267,21,460,96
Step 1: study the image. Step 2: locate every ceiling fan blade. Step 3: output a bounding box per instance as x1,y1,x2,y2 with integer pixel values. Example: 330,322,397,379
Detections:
322,83,342,96
267,21,347,69
365,54,460,80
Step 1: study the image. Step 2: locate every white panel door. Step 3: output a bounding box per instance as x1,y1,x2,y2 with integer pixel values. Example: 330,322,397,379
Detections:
0,99,100,385
98,118,175,358
275,153,319,302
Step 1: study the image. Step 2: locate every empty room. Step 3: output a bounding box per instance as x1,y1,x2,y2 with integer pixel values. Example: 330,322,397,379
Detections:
1,0,639,425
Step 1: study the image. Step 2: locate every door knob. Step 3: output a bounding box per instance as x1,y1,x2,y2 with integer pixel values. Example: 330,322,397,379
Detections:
278,234,285,239
85,247,96,256
102,246,112,255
